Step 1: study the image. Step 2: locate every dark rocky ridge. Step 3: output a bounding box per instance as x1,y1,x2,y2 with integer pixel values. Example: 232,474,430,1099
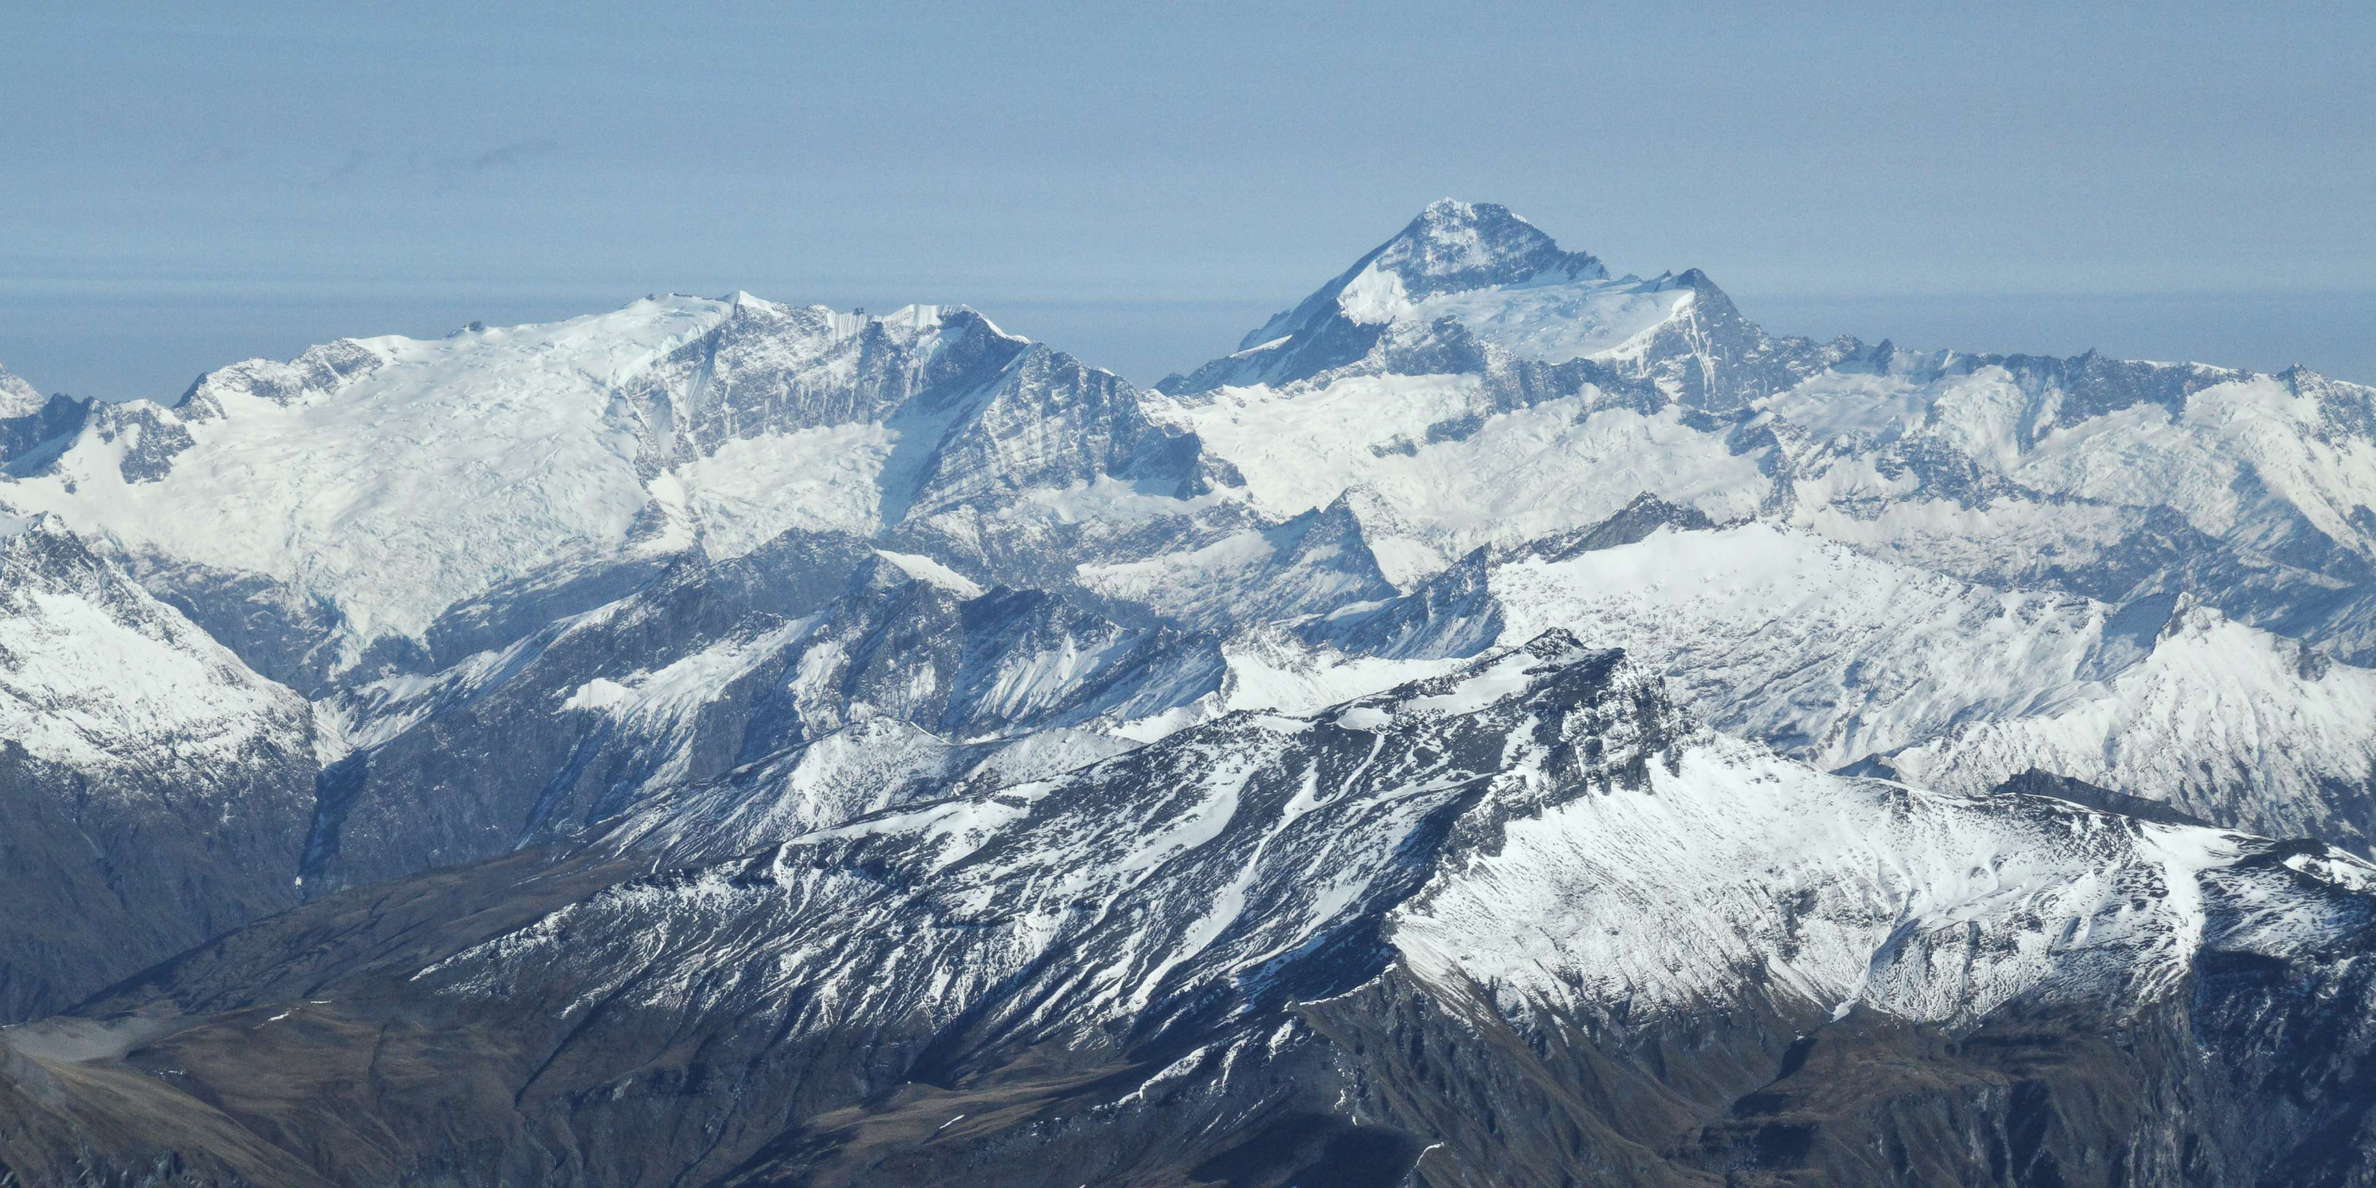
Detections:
8,638,2376,1185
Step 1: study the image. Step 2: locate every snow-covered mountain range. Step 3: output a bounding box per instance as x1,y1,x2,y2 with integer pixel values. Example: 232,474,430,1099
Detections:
5,200,2376,1184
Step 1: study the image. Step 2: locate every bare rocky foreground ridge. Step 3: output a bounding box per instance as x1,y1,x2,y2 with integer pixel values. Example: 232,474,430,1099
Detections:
5,202,2376,1184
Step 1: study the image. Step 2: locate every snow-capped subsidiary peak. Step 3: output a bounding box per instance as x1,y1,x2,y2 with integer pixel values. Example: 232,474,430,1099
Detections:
0,292,1205,677
0,362,43,418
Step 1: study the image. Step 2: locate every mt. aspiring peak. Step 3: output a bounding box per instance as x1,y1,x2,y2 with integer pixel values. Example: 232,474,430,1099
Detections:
1161,200,1790,397
1165,199,1606,392
1359,198,1607,300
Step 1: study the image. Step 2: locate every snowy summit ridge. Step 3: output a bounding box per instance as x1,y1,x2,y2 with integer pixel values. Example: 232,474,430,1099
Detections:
1165,197,1756,393
1342,197,1606,300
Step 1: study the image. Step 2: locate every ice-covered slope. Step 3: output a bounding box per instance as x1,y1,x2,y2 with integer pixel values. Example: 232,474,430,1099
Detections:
0,513,317,1019
12,634,2376,1185
1388,648,2374,1029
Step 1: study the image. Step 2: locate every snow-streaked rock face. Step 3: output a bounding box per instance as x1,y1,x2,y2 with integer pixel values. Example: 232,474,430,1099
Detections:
435,632,2351,1040
303,528,1227,890
0,514,307,775
1396,719,2365,1029
15,636,2376,1185
0,514,316,1019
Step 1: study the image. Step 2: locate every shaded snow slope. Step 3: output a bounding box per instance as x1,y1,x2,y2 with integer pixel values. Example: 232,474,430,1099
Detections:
0,513,310,778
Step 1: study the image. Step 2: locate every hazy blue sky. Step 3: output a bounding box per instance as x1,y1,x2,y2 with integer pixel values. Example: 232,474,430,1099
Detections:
5,0,2371,399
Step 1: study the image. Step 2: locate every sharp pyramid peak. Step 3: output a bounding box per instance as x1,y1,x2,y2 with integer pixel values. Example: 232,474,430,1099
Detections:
1169,200,1632,391
1365,198,1608,296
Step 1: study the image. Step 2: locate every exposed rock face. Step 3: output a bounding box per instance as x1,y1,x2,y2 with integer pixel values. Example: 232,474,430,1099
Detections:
0,372,91,471
306,529,1226,891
